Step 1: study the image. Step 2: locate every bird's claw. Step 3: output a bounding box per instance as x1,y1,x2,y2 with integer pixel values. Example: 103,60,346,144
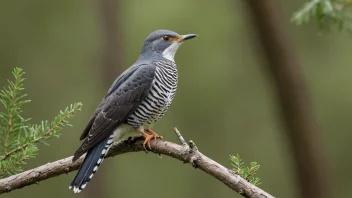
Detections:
140,129,163,152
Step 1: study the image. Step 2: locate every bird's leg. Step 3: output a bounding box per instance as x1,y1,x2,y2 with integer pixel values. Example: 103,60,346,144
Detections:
139,129,163,151
140,131,153,151
146,128,163,140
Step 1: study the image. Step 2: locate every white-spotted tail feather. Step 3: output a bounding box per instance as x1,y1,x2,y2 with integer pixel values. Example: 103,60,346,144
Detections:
69,135,112,193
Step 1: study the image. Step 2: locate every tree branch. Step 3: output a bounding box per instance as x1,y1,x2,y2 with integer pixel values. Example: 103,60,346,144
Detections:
0,128,274,198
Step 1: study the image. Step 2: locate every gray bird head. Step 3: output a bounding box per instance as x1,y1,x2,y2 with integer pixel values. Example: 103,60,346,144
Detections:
139,29,197,62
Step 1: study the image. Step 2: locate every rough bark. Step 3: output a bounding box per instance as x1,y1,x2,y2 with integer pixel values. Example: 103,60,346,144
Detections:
0,129,274,198
243,1,332,198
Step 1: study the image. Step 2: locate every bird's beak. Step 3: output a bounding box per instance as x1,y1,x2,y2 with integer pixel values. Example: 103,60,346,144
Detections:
177,34,197,42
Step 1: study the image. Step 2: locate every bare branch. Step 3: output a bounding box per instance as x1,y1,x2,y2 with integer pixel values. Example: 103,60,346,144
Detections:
0,129,274,198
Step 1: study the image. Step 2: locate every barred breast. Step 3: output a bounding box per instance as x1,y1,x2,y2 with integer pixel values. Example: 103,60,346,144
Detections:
126,59,178,129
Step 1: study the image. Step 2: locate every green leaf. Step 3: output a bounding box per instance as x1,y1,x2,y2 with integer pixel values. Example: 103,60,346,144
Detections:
230,154,261,186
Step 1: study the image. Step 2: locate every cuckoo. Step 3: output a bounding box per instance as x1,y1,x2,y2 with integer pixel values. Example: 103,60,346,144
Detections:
69,29,197,193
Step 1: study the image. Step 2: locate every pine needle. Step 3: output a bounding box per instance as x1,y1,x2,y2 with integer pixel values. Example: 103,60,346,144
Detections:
0,68,82,178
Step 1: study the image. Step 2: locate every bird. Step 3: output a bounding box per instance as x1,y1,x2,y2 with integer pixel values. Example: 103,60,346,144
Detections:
69,29,197,193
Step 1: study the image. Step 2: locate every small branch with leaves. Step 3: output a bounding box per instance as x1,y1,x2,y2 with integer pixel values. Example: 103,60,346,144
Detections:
0,128,274,198
230,154,261,186
0,68,82,178
292,0,352,32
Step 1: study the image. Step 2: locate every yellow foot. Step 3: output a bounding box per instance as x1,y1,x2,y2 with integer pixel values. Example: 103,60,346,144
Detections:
146,129,163,141
140,129,163,151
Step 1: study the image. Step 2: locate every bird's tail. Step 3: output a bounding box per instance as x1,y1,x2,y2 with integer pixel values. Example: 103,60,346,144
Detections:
69,135,113,193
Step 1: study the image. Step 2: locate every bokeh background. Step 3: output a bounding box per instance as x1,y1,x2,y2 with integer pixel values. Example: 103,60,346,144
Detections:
0,0,351,198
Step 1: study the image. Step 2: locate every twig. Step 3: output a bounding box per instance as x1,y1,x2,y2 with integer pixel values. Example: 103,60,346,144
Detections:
44,105,77,136
173,127,187,146
0,129,273,198
4,73,20,153
1,104,81,161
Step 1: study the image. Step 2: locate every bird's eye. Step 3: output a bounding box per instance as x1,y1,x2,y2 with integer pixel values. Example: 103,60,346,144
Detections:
162,35,170,41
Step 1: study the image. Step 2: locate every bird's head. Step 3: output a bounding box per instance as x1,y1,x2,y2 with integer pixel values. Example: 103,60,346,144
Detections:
140,29,197,62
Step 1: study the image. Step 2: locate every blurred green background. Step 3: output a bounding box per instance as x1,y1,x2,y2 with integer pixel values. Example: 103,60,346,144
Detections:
0,0,351,197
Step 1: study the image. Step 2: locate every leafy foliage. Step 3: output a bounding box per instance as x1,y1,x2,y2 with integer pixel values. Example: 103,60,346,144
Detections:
292,0,352,32
230,154,261,186
0,68,82,178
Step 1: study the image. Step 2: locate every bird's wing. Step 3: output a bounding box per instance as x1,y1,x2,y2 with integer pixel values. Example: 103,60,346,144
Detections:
79,65,140,140
73,63,155,161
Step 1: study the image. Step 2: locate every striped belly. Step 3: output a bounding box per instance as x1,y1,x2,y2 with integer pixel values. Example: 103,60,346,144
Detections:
126,62,177,129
